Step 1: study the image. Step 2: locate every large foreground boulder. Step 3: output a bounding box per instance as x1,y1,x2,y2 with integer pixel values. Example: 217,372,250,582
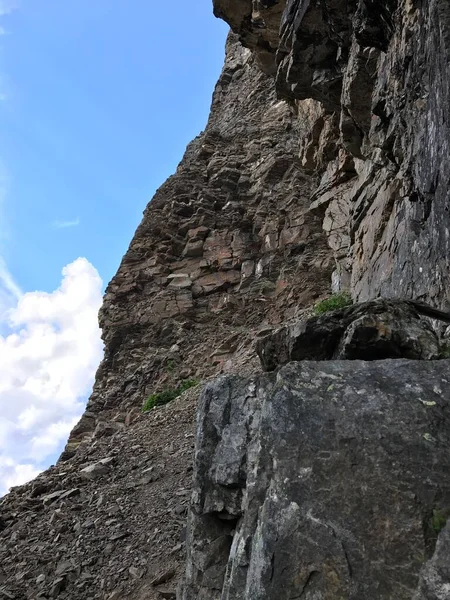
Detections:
181,360,450,599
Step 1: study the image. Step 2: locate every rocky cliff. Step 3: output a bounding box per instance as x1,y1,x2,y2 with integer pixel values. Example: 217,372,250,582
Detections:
215,0,450,305
1,1,450,599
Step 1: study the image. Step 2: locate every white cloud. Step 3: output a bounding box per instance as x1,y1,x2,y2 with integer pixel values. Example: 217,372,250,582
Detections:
52,217,81,229
0,258,104,496
0,255,20,320
0,457,40,490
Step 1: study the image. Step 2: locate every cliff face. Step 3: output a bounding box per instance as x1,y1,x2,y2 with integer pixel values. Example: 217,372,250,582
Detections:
64,32,333,458
216,0,450,304
184,359,450,600
1,1,450,599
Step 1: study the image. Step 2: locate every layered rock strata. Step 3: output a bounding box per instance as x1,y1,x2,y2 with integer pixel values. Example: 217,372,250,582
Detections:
1,29,334,600
63,32,333,459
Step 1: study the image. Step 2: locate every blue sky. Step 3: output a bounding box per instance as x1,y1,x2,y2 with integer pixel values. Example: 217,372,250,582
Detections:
0,0,228,493
0,0,228,291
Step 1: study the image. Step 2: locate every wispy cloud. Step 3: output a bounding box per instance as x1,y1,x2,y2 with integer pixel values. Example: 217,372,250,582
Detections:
0,256,21,299
52,217,81,229
0,1,17,17
0,1,16,97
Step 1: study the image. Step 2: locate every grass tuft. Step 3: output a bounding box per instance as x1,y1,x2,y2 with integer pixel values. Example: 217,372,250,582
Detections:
313,292,353,315
142,379,199,412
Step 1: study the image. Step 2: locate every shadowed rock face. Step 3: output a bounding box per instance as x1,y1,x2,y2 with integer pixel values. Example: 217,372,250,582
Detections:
256,299,441,369
182,360,450,599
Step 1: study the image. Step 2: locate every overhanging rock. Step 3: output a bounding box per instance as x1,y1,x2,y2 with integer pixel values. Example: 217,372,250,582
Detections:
256,299,441,370
182,360,450,599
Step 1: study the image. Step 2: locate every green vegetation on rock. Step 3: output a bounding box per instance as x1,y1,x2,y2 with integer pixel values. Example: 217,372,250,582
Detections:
142,379,199,412
431,509,449,534
438,342,450,359
313,292,353,315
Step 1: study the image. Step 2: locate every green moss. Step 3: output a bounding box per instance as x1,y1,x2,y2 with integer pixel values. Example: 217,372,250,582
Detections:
142,378,199,412
313,292,353,315
431,509,449,534
438,342,450,359
166,359,175,373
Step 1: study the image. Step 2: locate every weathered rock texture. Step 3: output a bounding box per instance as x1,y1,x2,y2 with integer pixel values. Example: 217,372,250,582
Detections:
216,0,450,305
63,32,332,460
183,360,450,599
1,29,333,600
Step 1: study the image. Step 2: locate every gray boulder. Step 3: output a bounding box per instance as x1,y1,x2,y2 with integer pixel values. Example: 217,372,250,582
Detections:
182,360,450,599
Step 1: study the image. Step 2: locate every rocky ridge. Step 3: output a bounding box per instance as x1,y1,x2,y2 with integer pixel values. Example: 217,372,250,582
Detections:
1,28,332,600
2,1,450,599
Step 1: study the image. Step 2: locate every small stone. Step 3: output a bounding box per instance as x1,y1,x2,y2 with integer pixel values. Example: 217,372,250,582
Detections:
80,462,109,480
82,518,95,530
173,504,186,515
137,474,154,486
109,531,130,541
157,590,176,600
55,560,74,576
128,566,144,579
151,568,176,586
50,577,65,598
104,543,115,556
42,491,65,506
93,421,123,439
58,488,80,501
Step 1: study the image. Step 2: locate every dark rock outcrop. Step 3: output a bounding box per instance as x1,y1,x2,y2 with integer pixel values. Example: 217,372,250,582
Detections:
415,522,450,600
256,299,442,369
182,360,450,599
